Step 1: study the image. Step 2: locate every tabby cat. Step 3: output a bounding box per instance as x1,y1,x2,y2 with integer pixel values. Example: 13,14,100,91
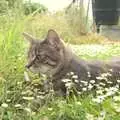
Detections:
23,29,120,96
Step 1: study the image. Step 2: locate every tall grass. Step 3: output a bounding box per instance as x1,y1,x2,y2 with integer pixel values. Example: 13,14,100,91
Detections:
0,14,25,76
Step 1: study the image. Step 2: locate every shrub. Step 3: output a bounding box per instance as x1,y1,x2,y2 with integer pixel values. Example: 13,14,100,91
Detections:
23,2,48,15
0,0,8,13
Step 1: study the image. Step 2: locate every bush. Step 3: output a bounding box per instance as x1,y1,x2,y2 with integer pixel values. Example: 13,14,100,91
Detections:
0,0,8,13
23,2,48,15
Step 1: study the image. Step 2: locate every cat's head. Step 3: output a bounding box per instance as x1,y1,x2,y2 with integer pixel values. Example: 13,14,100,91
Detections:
23,29,65,76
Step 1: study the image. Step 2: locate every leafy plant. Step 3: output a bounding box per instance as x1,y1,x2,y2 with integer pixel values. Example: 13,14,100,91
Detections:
23,2,48,15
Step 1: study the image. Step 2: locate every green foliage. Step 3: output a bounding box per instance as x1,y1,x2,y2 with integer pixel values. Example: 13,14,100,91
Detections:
0,0,24,16
0,0,47,15
0,0,22,10
23,2,48,15
6,0,20,8
38,99,86,120
0,0,8,13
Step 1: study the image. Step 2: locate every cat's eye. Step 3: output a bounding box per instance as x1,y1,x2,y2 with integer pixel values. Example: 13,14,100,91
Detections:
41,56,48,60
36,55,41,60
36,55,48,61
43,60,48,64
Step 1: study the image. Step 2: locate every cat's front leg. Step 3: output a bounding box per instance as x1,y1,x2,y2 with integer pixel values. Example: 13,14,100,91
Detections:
52,79,67,97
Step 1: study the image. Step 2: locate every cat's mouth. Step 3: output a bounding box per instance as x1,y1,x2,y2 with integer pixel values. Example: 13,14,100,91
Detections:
29,66,52,76
25,56,36,69
25,61,54,75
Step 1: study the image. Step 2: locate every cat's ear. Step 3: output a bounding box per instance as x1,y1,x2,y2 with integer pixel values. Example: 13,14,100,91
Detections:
22,32,36,44
46,29,60,46
47,29,59,39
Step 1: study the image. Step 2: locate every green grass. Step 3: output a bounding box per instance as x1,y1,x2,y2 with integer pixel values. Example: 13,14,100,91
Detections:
1,11,120,120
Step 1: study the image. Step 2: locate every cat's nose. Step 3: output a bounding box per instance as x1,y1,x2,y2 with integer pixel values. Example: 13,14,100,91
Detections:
25,64,29,69
25,64,31,69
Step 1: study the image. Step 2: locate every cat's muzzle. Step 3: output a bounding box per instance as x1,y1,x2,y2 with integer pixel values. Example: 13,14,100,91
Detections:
25,56,36,69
